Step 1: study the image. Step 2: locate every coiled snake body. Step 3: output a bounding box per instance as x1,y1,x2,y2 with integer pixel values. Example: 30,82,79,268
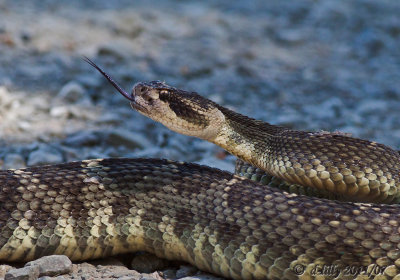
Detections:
1,59,400,279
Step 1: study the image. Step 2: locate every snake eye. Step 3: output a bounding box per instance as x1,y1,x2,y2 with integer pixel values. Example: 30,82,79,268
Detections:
160,90,169,95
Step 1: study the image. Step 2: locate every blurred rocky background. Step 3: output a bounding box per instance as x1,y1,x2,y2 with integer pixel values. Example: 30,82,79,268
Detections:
0,0,399,279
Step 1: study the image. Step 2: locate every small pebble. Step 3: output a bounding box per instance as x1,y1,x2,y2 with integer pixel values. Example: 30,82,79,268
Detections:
116,277,138,280
161,269,177,279
0,86,13,107
139,273,162,280
176,265,198,278
63,131,100,147
38,276,68,280
5,266,40,280
58,81,86,103
3,153,26,169
97,43,129,60
104,129,152,150
27,145,64,166
50,106,70,118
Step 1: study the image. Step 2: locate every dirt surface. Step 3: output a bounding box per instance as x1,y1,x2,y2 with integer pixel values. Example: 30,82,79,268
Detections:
0,0,400,279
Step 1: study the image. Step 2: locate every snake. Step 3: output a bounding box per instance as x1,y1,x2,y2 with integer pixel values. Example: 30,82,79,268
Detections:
0,58,399,280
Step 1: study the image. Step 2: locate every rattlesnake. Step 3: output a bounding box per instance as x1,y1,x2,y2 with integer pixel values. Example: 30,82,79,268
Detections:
0,58,399,280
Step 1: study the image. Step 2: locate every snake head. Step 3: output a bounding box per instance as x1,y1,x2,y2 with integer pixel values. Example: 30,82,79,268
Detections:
131,81,225,140
84,57,225,140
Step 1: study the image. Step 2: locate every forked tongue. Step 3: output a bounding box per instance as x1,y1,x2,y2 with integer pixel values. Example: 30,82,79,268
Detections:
83,56,134,101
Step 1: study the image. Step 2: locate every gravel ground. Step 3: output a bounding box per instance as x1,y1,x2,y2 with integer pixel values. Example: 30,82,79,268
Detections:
0,0,400,279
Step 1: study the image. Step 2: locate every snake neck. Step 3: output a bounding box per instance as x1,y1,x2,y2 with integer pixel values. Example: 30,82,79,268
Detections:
211,106,286,170
210,105,400,204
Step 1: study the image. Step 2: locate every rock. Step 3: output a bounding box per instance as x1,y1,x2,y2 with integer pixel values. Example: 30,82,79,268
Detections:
161,269,177,279
95,111,122,125
116,277,139,280
130,252,170,274
302,97,344,120
75,73,101,89
37,276,68,280
3,153,26,169
139,276,159,280
104,129,152,150
17,121,32,131
353,28,385,57
97,43,130,60
70,262,142,280
111,272,138,279
139,272,164,280
63,131,100,147
179,274,224,280
59,145,81,162
25,255,72,277
356,99,388,116
27,145,64,166
57,81,86,103
0,86,13,108
176,265,198,278
20,31,31,42
70,263,95,275
5,266,40,280
0,265,14,278
49,106,70,118
274,29,305,45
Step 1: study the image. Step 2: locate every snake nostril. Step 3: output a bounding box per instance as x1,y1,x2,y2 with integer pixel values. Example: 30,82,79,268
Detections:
133,83,148,97
140,87,149,97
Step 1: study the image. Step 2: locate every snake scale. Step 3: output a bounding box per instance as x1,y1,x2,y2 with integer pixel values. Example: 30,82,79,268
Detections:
0,58,399,280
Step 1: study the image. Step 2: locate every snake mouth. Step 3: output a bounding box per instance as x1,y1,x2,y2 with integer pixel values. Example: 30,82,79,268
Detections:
130,101,149,114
